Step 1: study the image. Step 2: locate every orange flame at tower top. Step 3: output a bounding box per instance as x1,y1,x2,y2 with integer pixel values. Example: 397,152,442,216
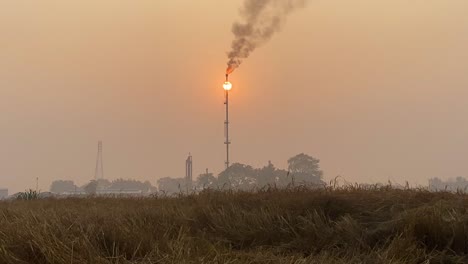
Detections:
226,65,235,75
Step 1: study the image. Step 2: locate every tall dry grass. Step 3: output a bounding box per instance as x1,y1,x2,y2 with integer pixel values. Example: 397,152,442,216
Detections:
0,186,468,263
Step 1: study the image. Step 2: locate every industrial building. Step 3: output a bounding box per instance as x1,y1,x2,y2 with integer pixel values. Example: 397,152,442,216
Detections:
0,188,8,199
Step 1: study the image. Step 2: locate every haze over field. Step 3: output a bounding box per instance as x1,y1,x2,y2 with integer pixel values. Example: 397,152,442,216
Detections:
1,1,468,193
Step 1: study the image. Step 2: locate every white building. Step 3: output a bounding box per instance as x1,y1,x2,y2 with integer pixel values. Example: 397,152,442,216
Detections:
0,188,8,199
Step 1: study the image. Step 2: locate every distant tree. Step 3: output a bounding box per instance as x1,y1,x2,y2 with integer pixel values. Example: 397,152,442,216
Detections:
287,153,324,185
270,168,291,188
84,180,98,195
195,172,217,189
456,177,466,184
96,179,112,190
157,177,185,194
144,181,158,193
110,179,154,193
429,177,468,192
254,161,275,187
429,177,444,191
50,180,77,194
218,163,257,190
251,160,292,188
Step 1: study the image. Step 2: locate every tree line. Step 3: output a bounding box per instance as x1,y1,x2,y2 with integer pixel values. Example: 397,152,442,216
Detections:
429,177,468,192
50,153,324,195
159,153,324,194
50,178,156,195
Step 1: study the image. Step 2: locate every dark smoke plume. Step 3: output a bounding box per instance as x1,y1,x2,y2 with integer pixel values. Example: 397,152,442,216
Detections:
226,0,307,74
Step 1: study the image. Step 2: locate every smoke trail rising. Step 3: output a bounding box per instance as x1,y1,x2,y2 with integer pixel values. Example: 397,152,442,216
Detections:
226,0,308,74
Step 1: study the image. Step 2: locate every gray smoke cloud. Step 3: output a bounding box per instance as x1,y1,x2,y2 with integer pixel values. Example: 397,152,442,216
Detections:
226,0,308,74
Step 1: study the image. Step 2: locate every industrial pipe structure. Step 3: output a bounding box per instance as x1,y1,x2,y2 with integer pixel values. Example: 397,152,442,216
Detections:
223,75,233,169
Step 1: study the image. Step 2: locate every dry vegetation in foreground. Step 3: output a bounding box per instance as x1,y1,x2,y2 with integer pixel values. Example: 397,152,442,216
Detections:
1,186,468,263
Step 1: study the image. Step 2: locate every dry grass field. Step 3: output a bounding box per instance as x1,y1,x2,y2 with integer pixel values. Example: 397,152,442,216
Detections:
1,186,468,263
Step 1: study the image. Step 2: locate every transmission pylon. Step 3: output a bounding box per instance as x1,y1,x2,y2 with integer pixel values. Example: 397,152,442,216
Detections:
185,153,193,191
94,140,104,180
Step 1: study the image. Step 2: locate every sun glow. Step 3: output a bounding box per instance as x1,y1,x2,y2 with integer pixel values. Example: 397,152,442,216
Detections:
223,82,232,91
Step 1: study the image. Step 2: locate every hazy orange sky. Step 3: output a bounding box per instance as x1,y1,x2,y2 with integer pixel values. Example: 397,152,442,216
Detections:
1,1,468,192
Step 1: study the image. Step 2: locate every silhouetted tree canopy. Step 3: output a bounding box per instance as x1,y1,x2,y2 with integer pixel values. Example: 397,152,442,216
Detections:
157,177,186,194
287,153,323,185
109,179,154,192
254,161,289,188
64,153,326,195
84,180,98,195
218,163,257,190
429,177,468,192
96,179,112,190
196,172,217,189
50,180,77,194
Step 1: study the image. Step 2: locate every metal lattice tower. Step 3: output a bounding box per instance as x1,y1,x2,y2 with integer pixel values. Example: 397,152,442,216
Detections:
224,74,232,169
94,141,104,180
